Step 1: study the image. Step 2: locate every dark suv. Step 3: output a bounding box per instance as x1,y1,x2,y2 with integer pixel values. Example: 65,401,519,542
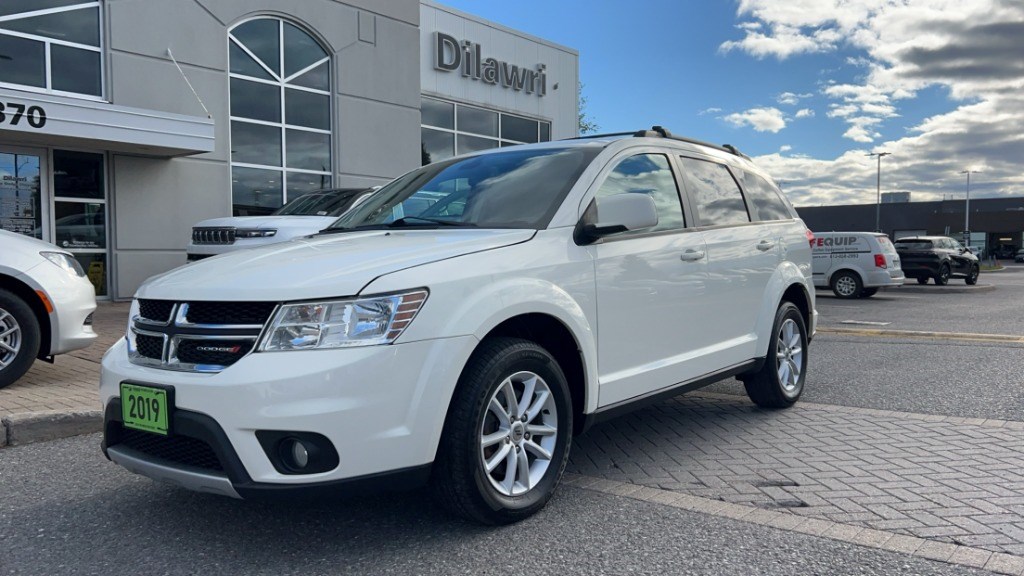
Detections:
894,236,979,285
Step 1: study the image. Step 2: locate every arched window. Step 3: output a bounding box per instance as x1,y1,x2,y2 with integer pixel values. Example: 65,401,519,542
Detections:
228,18,331,216
0,1,103,98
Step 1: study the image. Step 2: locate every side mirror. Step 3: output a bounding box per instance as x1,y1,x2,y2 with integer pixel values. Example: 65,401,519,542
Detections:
575,193,659,244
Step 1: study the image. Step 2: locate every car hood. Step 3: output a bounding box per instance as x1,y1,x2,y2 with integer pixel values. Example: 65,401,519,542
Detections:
138,229,535,301
193,216,336,231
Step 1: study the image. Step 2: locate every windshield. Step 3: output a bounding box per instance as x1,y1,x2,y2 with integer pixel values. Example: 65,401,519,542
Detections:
326,147,597,231
273,189,372,216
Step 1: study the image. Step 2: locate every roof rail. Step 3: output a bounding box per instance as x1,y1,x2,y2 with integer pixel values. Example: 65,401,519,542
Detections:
565,126,751,160
566,131,637,140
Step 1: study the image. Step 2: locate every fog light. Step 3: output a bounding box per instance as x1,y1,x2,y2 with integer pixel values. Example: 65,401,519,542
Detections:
290,439,309,469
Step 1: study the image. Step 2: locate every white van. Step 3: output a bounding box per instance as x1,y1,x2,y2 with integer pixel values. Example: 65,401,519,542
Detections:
812,232,905,298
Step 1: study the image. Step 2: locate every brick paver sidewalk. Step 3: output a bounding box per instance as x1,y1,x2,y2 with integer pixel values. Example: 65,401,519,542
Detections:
570,392,1024,557
0,301,128,418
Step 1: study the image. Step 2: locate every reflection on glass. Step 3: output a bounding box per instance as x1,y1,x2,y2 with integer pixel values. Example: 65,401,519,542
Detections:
231,19,280,76
231,122,282,166
742,171,791,221
540,122,551,142
230,78,281,122
285,89,330,129
457,134,498,155
73,253,106,296
678,157,749,227
54,150,103,199
0,35,45,88
51,44,101,96
421,128,454,165
0,7,100,46
286,174,332,202
286,129,330,171
284,22,328,78
501,114,539,143
457,106,498,137
290,61,329,91
596,154,683,234
229,42,273,80
0,152,42,238
232,166,283,216
54,201,105,249
421,98,454,129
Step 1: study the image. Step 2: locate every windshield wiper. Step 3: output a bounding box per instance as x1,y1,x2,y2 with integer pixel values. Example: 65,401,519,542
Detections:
386,217,476,228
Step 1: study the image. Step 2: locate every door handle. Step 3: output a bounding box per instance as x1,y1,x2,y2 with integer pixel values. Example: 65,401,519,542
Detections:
679,250,705,262
757,240,775,251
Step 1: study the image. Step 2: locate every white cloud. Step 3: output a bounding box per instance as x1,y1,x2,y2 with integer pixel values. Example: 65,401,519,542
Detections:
724,107,787,132
795,108,815,118
723,0,1024,204
779,145,793,152
699,107,723,116
777,91,814,105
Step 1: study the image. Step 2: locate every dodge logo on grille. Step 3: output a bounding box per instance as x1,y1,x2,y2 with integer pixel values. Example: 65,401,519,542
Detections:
196,345,242,354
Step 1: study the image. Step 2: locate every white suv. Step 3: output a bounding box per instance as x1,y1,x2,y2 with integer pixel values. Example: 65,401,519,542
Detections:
0,230,97,388
100,127,816,524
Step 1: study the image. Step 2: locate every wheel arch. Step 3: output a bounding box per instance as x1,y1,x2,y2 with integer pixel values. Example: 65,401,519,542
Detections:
754,262,814,357
0,272,51,357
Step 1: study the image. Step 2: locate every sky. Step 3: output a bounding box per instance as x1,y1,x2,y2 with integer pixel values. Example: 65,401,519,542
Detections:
440,0,1024,207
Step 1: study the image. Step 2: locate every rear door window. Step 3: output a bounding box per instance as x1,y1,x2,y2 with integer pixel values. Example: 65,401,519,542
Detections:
739,170,792,221
677,157,750,227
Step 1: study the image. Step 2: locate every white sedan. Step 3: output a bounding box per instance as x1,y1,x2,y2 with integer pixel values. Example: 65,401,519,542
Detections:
0,230,97,388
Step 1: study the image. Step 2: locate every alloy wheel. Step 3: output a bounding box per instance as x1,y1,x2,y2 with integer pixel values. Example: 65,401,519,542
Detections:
479,370,559,497
0,307,22,372
834,275,858,297
775,318,803,393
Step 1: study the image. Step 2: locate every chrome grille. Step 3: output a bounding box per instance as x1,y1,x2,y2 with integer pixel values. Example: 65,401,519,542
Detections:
191,227,236,245
128,301,277,373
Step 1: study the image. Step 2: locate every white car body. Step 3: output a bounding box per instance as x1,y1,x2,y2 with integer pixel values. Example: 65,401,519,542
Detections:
811,231,905,298
187,215,337,260
0,230,97,385
100,133,817,515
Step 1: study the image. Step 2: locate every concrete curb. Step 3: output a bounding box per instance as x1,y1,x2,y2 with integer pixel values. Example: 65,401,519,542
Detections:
817,326,1024,344
886,283,996,294
566,474,1024,575
1,410,103,448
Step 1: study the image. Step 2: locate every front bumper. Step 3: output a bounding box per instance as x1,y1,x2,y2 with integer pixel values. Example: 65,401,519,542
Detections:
18,264,97,355
100,335,479,495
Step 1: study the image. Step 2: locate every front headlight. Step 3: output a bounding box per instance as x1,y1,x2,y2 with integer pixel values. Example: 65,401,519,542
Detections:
259,290,428,351
235,228,277,238
40,251,86,277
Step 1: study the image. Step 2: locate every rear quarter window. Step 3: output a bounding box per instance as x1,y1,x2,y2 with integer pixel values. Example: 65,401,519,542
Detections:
739,170,793,221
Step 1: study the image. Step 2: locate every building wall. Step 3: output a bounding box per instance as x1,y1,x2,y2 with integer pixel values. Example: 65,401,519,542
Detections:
419,1,578,140
106,0,422,297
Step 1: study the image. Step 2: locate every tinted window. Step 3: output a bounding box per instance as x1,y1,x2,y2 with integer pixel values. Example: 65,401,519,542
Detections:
501,114,539,143
741,170,792,221
421,97,454,129
678,157,749,227
595,154,684,234
894,239,933,250
457,106,498,137
330,147,598,230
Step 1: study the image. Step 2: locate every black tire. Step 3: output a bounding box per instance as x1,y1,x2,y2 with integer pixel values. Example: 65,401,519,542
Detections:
741,302,807,409
860,288,879,297
934,264,950,286
916,276,929,285
433,337,572,525
0,289,41,390
965,265,979,285
830,271,863,299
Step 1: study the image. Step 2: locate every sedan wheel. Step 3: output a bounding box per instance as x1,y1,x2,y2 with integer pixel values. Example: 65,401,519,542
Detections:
965,265,979,285
0,289,41,390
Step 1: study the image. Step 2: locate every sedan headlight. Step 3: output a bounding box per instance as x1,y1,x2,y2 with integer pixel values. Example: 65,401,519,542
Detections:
40,251,86,277
259,290,428,351
235,228,277,238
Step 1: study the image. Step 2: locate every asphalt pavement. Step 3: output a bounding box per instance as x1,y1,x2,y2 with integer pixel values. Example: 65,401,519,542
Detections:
0,434,991,576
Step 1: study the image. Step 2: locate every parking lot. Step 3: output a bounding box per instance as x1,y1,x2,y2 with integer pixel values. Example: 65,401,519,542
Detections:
1,265,1022,574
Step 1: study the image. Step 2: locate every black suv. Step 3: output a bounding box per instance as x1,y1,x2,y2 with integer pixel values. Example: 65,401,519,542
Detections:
894,236,979,285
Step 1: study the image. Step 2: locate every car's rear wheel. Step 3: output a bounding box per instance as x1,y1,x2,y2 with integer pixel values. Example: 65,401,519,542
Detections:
830,271,862,299
860,288,879,297
934,264,950,286
965,265,979,285
916,276,929,285
0,289,41,390
741,302,807,409
433,337,572,525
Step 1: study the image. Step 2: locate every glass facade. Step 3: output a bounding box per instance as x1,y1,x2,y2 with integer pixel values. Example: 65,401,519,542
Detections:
0,1,103,98
420,97,552,166
228,19,332,216
53,150,107,295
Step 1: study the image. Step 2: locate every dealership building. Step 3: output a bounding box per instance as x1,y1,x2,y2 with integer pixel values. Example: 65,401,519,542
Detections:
0,0,578,299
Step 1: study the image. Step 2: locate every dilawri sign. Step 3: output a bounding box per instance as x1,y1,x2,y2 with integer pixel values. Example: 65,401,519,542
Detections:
434,32,547,96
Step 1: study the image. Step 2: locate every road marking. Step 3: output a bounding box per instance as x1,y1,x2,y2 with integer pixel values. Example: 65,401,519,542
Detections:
567,475,1024,575
839,320,892,326
818,327,1024,344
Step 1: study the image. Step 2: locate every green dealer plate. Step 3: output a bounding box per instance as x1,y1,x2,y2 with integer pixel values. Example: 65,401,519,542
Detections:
120,383,170,435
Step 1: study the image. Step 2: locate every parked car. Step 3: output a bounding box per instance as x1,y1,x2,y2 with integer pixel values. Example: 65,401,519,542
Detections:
0,230,97,388
811,232,905,298
894,236,980,285
1016,248,1024,263
100,127,816,524
187,187,377,261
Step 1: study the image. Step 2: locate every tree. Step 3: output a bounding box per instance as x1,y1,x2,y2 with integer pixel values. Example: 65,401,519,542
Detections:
578,83,599,135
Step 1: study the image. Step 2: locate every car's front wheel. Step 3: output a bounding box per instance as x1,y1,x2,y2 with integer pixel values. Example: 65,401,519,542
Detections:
434,337,572,525
741,302,807,409
965,265,979,285
0,289,41,390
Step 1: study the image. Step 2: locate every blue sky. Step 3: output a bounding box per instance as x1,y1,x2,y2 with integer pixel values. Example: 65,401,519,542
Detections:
441,0,1024,206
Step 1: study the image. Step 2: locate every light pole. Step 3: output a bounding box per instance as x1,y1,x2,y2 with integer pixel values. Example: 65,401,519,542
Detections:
959,169,980,245
868,152,890,232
